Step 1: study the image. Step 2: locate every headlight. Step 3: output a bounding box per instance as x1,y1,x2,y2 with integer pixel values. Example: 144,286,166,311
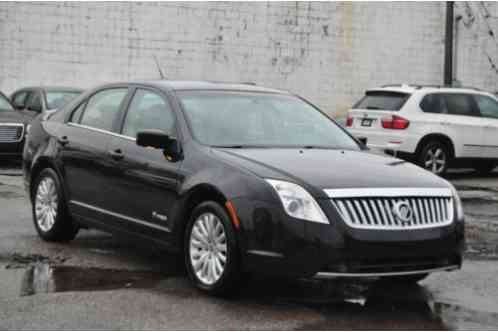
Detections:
265,179,329,224
451,185,464,220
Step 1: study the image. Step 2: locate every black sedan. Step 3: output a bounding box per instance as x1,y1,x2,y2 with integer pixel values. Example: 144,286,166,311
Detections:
0,91,29,158
23,81,464,295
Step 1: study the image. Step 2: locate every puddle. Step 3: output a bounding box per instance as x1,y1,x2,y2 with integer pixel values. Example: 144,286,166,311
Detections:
20,263,166,296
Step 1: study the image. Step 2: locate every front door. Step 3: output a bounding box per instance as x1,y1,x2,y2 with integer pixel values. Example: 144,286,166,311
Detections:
106,87,181,239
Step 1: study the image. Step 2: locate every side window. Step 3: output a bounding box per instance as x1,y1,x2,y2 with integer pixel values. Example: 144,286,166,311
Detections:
12,91,30,109
80,88,128,132
69,102,86,123
26,92,43,112
444,94,478,117
122,89,175,138
474,95,498,119
420,94,447,114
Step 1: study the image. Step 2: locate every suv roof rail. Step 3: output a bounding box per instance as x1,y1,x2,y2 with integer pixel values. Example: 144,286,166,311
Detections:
207,80,257,86
380,83,482,91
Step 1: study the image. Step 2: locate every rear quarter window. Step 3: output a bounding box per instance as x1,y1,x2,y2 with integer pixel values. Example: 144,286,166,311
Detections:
353,91,410,111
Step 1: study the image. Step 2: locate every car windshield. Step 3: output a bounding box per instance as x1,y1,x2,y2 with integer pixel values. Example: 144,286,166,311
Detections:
178,91,360,150
0,94,13,111
45,91,81,110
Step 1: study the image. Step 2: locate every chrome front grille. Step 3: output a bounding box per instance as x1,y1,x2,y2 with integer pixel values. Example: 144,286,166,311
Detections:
325,188,454,230
0,124,24,143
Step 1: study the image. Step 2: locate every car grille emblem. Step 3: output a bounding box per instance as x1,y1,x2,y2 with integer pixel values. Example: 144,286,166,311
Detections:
392,201,413,224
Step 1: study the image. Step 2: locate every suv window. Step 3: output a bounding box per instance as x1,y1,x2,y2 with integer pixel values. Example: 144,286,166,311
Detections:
26,92,43,112
80,88,128,132
12,91,31,109
122,89,175,138
353,91,410,111
474,95,498,119
443,94,478,117
420,94,447,113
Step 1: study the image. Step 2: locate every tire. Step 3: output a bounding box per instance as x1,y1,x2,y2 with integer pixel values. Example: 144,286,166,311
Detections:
31,168,78,242
418,141,450,176
184,201,240,296
380,273,429,284
473,162,496,175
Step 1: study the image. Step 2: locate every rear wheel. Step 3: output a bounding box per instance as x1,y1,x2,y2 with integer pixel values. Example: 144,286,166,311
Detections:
473,162,496,175
418,141,450,176
184,201,240,296
380,273,428,284
32,168,78,242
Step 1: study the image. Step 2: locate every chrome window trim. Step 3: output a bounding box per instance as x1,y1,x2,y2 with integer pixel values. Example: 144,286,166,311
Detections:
324,187,452,198
0,123,25,143
67,122,135,141
70,200,171,233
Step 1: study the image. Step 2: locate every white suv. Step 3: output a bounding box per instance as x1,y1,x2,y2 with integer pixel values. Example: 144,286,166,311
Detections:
347,84,498,176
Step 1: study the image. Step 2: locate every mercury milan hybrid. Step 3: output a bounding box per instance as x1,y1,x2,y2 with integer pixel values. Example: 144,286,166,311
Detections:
23,81,464,295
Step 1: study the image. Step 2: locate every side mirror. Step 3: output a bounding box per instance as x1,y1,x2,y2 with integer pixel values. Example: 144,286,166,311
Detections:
12,101,25,110
28,103,42,113
136,130,182,161
357,136,368,146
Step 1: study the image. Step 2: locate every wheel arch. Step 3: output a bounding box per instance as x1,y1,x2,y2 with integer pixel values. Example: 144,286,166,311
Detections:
415,133,455,159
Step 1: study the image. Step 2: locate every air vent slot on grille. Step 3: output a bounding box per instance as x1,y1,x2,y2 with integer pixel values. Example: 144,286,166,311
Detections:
0,124,24,143
325,188,454,230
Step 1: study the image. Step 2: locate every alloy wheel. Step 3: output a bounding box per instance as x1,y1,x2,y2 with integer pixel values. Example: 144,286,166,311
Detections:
189,212,228,286
424,147,446,174
35,177,59,232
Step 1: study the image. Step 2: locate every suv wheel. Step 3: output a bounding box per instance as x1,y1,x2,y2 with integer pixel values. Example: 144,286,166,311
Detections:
32,168,78,242
184,201,240,296
474,162,496,175
418,141,449,175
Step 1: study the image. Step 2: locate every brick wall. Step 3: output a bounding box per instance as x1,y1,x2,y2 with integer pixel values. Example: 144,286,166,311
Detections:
0,2,496,116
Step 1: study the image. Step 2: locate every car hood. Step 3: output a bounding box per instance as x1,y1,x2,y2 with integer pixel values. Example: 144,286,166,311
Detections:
213,148,450,197
0,110,28,124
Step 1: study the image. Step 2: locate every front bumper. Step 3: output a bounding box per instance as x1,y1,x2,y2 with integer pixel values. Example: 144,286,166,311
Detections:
233,197,464,279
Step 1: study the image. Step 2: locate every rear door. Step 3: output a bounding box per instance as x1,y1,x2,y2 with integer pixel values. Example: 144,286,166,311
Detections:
441,93,484,158
105,87,181,238
473,94,498,159
58,87,130,220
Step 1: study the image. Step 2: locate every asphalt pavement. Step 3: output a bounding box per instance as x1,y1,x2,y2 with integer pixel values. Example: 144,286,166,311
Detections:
1,160,498,330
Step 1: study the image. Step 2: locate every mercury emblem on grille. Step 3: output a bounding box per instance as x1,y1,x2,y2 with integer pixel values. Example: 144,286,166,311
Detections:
392,201,413,224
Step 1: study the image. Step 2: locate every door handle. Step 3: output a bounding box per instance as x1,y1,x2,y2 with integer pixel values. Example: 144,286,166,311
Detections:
57,136,69,146
109,149,124,161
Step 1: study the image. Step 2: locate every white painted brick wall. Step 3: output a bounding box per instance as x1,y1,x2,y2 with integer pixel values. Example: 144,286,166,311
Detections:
0,2,496,116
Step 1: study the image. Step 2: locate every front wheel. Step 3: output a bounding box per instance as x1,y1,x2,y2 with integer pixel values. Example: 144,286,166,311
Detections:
32,168,78,242
184,201,241,296
418,141,450,176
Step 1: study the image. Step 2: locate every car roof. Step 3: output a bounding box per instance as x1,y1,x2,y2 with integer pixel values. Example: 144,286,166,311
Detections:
14,86,83,93
123,80,290,94
368,84,494,96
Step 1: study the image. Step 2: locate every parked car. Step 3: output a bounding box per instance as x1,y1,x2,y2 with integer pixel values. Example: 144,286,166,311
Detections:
0,91,29,158
11,86,83,118
23,81,464,295
347,84,498,175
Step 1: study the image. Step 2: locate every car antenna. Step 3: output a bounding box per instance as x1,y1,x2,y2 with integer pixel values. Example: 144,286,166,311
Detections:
153,55,166,80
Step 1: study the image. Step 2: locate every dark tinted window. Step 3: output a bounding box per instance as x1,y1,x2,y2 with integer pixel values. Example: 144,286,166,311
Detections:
444,94,477,116
474,95,498,119
80,88,128,132
420,94,447,113
12,91,30,109
353,91,410,111
122,89,175,138
26,92,43,112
